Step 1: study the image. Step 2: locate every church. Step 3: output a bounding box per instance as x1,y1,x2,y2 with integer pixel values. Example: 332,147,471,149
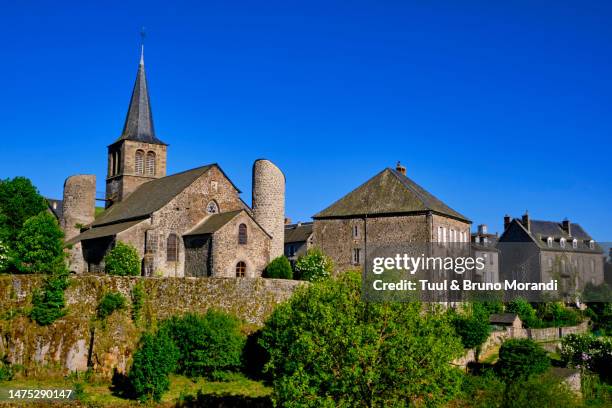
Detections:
63,48,285,278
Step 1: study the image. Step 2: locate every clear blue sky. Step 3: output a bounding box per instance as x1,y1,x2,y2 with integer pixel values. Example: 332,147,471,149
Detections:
0,1,610,240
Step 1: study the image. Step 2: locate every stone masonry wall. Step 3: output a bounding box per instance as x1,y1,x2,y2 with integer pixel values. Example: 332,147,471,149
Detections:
0,275,303,378
62,175,96,274
252,159,285,259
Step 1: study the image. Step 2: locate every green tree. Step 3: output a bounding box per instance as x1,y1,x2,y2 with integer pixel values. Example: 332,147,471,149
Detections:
128,331,179,403
0,177,48,242
260,271,464,407
0,238,10,272
30,269,70,325
104,242,141,276
97,291,127,320
506,298,541,328
14,212,66,274
451,313,491,349
264,256,293,279
496,339,550,381
161,311,245,378
294,248,333,282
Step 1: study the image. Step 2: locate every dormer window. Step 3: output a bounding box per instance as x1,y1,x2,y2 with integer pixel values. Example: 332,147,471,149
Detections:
560,238,566,249
547,237,553,247
572,239,577,249
589,240,595,249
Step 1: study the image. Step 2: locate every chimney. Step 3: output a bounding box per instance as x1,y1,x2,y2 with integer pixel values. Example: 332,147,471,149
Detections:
503,215,511,230
478,224,487,235
395,161,406,176
521,210,531,232
562,219,571,236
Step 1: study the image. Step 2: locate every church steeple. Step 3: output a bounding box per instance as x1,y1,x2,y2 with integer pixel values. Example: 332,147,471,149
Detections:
118,45,165,145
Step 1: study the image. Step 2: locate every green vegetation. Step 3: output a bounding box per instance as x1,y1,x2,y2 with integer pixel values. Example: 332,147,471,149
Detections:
94,206,105,218
14,212,66,274
293,247,333,282
161,311,246,378
259,271,464,407
97,291,127,320
0,238,9,272
130,281,145,323
128,331,180,403
104,242,141,276
263,255,292,279
561,334,612,381
506,297,583,328
0,177,48,244
583,283,612,336
496,338,550,381
451,312,491,349
30,269,70,326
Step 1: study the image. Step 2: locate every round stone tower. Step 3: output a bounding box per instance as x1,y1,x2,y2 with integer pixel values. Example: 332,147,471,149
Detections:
252,159,285,260
62,175,96,241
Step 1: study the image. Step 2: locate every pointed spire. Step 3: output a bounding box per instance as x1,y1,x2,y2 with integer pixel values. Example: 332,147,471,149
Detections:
118,35,165,145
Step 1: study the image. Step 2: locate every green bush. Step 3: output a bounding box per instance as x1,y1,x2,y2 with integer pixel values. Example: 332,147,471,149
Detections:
536,302,582,327
130,282,145,323
97,292,127,320
128,331,179,403
30,270,70,326
451,313,490,349
0,238,10,272
506,298,542,328
161,311,246,378
496,339,550,381
259,271,464,407
293,248,333,282
14,212,66,274
104,242,141,276
0,177,48,243
561,333,612,381
263,256,292,279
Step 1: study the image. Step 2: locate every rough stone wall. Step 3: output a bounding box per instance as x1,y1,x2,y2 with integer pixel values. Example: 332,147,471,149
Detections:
540,250,605,290
211,212,271,278
252,160,285,259
0,275,304,378
431,214,471,243
62,175,96,274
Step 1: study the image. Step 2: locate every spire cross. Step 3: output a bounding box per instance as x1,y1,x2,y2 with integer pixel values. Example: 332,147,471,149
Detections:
140,27,146,65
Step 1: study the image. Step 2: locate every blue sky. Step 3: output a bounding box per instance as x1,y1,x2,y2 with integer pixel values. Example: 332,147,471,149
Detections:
0,1,610,240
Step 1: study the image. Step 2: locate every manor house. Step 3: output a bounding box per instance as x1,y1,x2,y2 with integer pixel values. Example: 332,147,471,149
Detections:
63,49,285,278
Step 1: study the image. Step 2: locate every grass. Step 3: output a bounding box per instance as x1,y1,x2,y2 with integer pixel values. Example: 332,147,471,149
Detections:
0,372,271,407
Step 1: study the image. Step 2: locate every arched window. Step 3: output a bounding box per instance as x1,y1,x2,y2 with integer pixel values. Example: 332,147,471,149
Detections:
547,237,553,247
560,238,566,249
236,261,246,277
146,151,156,176
238,223,248,245
572,239,578,249
206,201,219,214
167,234,178,262
135,150,145,175
589,240,595,250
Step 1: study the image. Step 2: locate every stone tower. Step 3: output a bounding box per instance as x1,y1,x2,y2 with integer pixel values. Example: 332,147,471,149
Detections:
252,159,285,259
62,175,96,241
105,46,167,207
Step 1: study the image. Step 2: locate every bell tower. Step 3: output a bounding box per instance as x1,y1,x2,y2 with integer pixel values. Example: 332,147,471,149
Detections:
106,45,167,207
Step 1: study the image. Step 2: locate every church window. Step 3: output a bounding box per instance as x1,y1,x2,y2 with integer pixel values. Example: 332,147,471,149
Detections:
236,261,246,277
353,225,359,238
238,223,248,245
146,151,156,176
110,153,115,176
135,150,145,175
206,201,219,214
167,234,178,262
353,248,361,265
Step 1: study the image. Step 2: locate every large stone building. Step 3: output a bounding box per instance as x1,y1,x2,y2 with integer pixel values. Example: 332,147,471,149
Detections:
64,48,284,277
284,221,314,265
498,212,604,299
312,162,472,272
471,224,499,284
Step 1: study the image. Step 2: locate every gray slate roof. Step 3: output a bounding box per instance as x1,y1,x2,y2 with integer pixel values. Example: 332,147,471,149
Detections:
93,165,217,227
47,198,63,221
508,219,601,253
285,222,313,243
67,220,142,245
489,313,519,324
116,54,165,145
184,210,242,235
313,168,470,222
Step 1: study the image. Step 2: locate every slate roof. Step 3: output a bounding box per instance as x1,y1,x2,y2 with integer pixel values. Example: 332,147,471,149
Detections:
115,50,166,145
47,198,63,221
184,210,243,235
489,313,520,324
313,168,470,222
93,164,221,227
508,218,601,253
67,220,142,245
285,222,313,243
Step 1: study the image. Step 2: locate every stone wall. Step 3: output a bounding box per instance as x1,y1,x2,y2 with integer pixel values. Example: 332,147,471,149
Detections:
252,159,285,260
0,275,303,378
62,175,96,241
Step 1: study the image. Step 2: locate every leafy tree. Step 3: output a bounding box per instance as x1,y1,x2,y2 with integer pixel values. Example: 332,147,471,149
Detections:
97,291,127,320
30,269,70,325
259,271,464,407
0,177,48,242
263,256,293,279
294,248,333,282
451,314,491,349
161,311,246,378
583,283,612,335
104,242,141,276
14,212,66,274
505,298,541,328
496,339,550,381
128,331,179,403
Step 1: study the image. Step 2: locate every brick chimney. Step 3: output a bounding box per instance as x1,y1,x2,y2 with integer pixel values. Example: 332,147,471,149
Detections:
503,215,511,230
562,218,571,236
521,211,531,232
395,161,406,176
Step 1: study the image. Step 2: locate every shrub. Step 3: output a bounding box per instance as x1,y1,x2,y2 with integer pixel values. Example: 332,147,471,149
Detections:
131,282,145,323
104,242,141,276
561,333,612,381
263,256,292,279
97,292,127,320
504,373,581,407
128,331,179,403
0,177,48,242
506,298,541,328
259,271,464,407
294,248,333,282
161,311,246,378
537,302,582,327
496,339,550,381
14,212,66,274
451,314,490,349
30,270,70,326
0,239,9,272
